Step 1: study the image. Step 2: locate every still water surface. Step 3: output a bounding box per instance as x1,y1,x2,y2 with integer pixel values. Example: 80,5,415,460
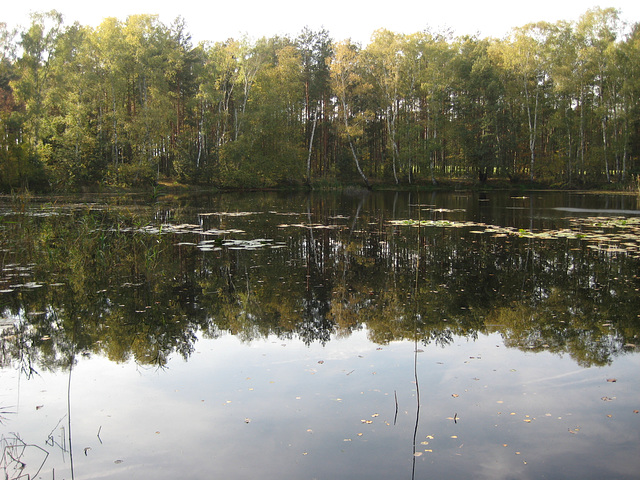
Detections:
1,190,639,479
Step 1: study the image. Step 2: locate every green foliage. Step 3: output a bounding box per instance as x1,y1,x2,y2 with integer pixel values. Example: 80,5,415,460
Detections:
106,161,156,187
0,8,639,189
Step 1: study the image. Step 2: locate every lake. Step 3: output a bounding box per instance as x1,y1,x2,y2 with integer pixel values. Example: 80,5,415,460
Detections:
1,189,639,479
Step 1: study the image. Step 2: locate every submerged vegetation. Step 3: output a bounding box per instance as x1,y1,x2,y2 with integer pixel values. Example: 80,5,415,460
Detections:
1,7,640,191
1,192,639,375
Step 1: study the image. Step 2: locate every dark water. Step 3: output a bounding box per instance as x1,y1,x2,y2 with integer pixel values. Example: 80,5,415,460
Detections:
1,190,639,479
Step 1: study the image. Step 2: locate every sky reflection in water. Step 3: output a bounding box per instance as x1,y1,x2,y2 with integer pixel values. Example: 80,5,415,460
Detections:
3,330,639,480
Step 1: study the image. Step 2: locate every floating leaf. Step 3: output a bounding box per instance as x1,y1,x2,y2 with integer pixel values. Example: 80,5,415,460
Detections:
606,378,617,383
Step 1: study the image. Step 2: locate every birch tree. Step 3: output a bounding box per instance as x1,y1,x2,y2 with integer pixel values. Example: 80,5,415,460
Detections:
330,40,370,188
364,29,403,184
500,23,551,181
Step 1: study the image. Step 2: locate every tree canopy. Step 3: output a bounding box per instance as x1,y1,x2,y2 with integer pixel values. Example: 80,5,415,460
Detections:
1,8,639,190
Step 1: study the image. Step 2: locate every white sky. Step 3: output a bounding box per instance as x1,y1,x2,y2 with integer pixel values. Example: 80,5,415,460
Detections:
3,0,639,45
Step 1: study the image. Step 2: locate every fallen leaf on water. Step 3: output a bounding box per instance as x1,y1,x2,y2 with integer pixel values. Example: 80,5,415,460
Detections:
318,360,324,364
361,420,373,424
414,452,423,457
601,396,614,402
634,410,639,414
343,438,352,442
451,435,458,439
452,394,459,398
35,405,44,410
357,433,363,436
371,413,379,417
606,414,612,418
244,418,251,423
606,378,617,383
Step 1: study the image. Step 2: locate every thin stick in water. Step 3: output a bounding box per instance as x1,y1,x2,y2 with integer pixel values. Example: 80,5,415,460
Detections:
394,390,399,425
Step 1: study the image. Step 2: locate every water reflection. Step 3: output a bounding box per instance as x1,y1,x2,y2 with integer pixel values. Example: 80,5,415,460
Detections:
1,191,639,371
1,191,639,479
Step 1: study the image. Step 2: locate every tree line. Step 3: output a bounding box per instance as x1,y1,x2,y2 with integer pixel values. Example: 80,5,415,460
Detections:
1,7,639,190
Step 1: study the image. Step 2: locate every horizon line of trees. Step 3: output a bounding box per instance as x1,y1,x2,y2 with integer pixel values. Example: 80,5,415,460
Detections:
1,7,640,191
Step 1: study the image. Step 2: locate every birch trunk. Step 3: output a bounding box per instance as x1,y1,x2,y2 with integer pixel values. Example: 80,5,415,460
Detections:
306,106,318,184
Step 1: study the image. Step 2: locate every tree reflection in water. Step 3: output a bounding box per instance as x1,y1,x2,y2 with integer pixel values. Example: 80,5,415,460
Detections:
0,191,638,373
1,190,639,480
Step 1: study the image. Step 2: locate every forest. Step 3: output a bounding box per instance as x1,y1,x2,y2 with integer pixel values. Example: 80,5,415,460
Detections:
1,7,639,191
